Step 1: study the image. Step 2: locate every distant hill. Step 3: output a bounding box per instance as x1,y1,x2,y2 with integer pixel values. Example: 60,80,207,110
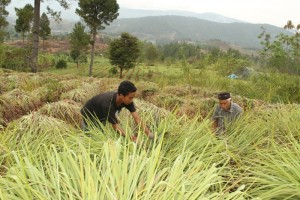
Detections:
103,15,290,49
118,8,245,24
6,7,291,49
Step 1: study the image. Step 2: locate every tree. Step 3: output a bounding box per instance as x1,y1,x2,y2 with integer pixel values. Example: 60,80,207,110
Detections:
109,32,140,79
76,0,119,77
30,0,70,73
69,22,90,68
39,12,51,51
0,0,11,43
144,43,158,65
259,22,300,74
14,4,34,44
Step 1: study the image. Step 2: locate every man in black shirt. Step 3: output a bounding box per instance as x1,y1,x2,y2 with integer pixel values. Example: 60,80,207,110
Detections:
81,80,154,142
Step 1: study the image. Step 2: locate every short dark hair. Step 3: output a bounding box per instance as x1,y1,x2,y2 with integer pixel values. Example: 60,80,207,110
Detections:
218,92,231,100
118,80,137,96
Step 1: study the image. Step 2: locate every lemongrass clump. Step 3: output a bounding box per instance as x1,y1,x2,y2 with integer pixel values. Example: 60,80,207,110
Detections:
0,135,248,199
60,87,95,104
12,73,47,92
1,112,77,154
0,89,42,124
59,79,83,91
243,141,300,199
30,85,50,102
37,100,82,126
61,79,119,104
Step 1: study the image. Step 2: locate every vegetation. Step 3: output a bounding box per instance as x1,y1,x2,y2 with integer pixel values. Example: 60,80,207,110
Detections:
69,22,90,68
14,4,34,44
39,12,51,51
0,70,300,199
259,20,300,74
30,0,70,73
109,32,140,78
76,0,119,77
1,5,300,198
0,0,11,42
55,59,67,69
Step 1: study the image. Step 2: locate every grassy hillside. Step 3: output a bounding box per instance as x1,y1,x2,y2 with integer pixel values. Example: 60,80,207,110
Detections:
0,65,300,199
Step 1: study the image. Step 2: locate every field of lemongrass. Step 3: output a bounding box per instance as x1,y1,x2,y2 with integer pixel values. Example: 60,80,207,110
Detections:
0,68,299,199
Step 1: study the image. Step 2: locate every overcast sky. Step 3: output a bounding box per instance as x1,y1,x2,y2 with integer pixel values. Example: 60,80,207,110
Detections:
7,0,299,27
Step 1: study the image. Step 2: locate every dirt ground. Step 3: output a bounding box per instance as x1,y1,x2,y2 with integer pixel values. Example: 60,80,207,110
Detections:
5,39,108,54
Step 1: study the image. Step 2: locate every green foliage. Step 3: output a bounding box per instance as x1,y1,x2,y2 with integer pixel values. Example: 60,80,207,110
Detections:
109,66,118,75
76,0,119,76
109,32,140,78
14,4,34,42
69,22,90,67
39,13,51,41
69,22,90,50
70,49,80,62
0,0,11,42
0,46,30,71
38,53,55,69
259,22,300,74
70,49,88,66
76,0,119,33
55,59,67,69
159,42,201,62
140,42,159,65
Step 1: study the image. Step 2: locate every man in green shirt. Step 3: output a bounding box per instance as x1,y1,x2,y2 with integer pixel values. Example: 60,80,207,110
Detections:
81,80,154,142
212,92,242,135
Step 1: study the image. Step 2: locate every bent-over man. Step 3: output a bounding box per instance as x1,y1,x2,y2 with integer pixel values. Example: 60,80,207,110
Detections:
81,80,154,142
212,92,242,135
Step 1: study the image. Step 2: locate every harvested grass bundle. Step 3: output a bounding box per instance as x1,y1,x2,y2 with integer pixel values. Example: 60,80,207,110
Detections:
1,112,78,165
135,81,159,99
0,89,42,125
60,83,98,104
37,100,82,127
59,79,82,91
163,85,191,97
61,79,119,104
3,112,75,143
30,85,49,102
4,73,47,92
31,79,82,103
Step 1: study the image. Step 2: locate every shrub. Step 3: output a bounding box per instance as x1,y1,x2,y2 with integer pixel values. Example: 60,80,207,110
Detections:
0,46,30,71
56,59,67,69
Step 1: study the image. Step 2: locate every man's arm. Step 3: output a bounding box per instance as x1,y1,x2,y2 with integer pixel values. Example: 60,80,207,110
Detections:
212,119,218,132
131,111,154,139
111,123,139,142
111,123,126,137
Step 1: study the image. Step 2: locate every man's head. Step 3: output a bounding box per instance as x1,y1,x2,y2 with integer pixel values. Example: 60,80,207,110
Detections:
118,81,137,105
218,92,231,111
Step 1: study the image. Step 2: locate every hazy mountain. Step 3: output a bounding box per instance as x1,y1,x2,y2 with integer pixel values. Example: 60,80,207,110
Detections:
118,8,245,24
102,15,290,49
6,7,290,49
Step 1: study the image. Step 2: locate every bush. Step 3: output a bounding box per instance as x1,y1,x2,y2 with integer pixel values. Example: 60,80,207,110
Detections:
56,59,67,69
109,67,118,75
0,45,30,71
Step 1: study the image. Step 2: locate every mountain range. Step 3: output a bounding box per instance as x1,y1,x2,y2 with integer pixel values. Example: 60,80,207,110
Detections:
6,7,290,49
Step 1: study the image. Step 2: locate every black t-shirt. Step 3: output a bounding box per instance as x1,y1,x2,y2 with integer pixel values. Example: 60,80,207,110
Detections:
81,92,136,125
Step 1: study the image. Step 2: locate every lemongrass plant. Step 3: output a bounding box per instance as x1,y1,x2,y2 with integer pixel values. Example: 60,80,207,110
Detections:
37,100,82,126
0,101,248,199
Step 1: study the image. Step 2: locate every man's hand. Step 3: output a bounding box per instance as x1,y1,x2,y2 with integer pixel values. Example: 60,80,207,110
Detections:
131,135,138,142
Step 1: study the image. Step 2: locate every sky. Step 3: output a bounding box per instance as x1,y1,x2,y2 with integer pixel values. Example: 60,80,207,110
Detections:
6,0,300,27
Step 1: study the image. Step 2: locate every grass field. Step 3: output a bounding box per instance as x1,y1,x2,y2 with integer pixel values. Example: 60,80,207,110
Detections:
0,57,300,199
